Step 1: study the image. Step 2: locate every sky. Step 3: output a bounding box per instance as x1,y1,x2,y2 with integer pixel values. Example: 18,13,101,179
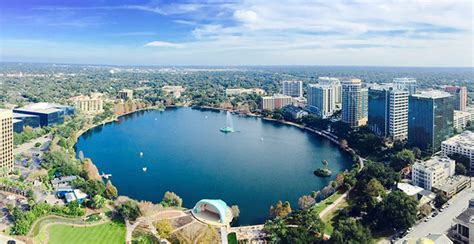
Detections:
0,0,473,67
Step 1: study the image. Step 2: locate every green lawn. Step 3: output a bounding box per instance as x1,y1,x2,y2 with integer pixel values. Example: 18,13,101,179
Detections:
48,219,126,244
312,191,343,214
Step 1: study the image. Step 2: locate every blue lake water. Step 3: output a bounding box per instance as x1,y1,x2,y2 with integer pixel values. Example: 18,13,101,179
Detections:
75,107,352,225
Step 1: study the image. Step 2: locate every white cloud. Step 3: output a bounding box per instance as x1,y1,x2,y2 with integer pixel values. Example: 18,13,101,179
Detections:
144,41,183,48
233,10,258,23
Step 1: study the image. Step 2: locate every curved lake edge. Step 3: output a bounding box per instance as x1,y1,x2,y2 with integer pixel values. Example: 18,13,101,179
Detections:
75,106,358,225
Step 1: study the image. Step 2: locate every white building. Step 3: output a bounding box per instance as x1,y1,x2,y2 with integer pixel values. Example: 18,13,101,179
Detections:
162,85,186,98
341,79,368,128
412,156,455,190
442,131,474,172
282,80,303,98
225,88,266,96
318,77,342,108
393,78,417,95
260,94,293,111
454,110,472,131
307,84,336,119
0,109,13,176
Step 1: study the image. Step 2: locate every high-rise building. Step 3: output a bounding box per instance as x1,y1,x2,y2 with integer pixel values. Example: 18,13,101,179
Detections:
341,79,368,128
412,156,455,190
307,84,335,119
260,94,293,111
318,77,342,109
445,86,468,111
408,91,454,153
0,109,14,176
393,78,417,95
453,110,472,131
282,80,303,98
368,84,409,140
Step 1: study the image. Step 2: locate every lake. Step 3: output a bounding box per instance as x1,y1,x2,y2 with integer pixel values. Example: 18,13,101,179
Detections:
75,107,352,225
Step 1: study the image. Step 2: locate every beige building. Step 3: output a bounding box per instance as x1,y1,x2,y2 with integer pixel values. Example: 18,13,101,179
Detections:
341,78,368,128
162,86,186,99
118,89,133,100
71,93,104,114
260,94,293,111
412,156,455,191
0,109,14,176
453,110,472,131
225,88,266,96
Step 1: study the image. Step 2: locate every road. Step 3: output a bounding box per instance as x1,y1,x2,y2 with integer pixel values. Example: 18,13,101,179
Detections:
405,180,473,239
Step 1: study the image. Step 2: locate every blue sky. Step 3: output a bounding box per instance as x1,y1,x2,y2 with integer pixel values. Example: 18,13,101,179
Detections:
0,0,472,66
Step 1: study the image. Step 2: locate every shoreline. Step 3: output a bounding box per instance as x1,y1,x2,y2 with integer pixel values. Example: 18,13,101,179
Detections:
73,104,360,227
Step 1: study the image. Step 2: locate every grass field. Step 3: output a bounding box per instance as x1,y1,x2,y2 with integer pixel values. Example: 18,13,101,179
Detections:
312,191,343,214
48,219,126,244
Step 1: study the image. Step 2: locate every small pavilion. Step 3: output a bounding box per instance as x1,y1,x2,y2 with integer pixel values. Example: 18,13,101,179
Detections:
192,199,233,226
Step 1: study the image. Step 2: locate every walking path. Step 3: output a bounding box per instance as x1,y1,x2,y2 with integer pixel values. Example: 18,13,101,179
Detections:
319,192,348,219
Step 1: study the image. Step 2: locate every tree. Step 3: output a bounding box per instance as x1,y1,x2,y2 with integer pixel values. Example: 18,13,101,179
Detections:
412,147,422,159
269,200,292,218
105,180,118,199
162,191,182,207
366,179,385,199
419,203,432,217
434,194,448,208
331,217,373,244
298,195,315,210
231,205,240,218
263,217,288,243
91,195,106,209
155,219,174,239
374,191,418,231
456,163,468,175
83,158,101,181
390,149,415,171
287,208,325,242
117,200,141,221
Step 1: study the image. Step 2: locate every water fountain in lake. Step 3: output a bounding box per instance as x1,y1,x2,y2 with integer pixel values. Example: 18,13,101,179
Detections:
220,111,235,133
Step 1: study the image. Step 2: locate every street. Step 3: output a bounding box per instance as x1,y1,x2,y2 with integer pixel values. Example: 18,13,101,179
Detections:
405,180,473,239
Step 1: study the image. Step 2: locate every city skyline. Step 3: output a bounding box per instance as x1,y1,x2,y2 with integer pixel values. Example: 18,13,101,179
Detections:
1,0,473,67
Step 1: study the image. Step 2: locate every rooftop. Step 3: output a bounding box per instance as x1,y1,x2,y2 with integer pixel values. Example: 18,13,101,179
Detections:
442,131,474,150
414,156,454,171
433,175,470,192
455,207,474,224
411,90,451,99
14,103,68,114
397,183,424,196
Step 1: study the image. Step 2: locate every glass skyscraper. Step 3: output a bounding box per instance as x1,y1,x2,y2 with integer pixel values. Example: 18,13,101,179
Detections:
408,91,454,153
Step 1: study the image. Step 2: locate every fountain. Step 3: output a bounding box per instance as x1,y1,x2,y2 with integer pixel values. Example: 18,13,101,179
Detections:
220,111,235,133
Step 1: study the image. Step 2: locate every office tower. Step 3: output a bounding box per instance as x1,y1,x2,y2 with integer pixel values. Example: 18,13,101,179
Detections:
368,85,409,140
445,86,468,111
0,109,14,176
282,80,303,98
408,91,454,153
307,84,335,119
393,78,417,95
341,79,368,128
318,77,342,109
260,94,293,111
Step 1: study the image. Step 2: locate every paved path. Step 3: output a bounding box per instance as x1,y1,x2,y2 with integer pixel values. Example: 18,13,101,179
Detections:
319,192,348,219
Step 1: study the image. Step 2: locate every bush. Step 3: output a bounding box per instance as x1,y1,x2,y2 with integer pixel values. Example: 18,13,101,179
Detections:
117,200,141,221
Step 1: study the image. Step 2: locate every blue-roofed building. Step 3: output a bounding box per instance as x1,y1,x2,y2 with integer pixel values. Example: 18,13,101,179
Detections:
13,119,24,133
13,113,40,129
192,199,233,226
13,103,75,127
